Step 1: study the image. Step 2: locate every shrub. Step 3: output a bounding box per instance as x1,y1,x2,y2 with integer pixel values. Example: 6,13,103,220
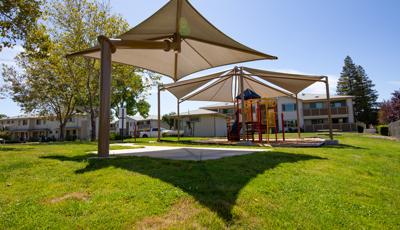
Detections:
0,131,11,140
357,126,364,133
377,125,389,136
110,133,124,140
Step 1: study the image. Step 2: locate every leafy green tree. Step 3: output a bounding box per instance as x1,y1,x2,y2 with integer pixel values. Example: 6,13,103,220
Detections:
337,56,378,125
2,0,157,141
162,112,177,129
1,39,79,140
0,0,43,50
0,114,7,119
111,65,154,119
47,0,131,140
48,0,158,140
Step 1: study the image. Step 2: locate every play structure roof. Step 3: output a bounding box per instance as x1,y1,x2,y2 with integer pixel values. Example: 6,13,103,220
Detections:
235,89,261,100
68,0,276,81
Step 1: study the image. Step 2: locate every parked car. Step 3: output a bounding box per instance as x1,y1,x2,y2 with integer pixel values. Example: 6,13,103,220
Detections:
140,128,184,138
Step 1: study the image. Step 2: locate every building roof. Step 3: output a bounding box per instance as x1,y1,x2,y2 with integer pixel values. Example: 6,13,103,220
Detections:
298,93,354,101
0,114,88,121
200,102,234,110
171,109,227,118
128,115,159,121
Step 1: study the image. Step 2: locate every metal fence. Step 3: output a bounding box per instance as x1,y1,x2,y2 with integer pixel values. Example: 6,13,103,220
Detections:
389,120,400,138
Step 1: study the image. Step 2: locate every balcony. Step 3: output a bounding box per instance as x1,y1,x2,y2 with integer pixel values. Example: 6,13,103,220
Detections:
303,107,348,116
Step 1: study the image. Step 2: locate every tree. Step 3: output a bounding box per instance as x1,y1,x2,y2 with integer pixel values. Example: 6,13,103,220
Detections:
47,0,131,140
379,89,400,124
1,36,80,140
337,56,378,124
111,65,156,119
47,0,158,140
2,0,157,141
353,65,379,124
162,112,176,129
337,56,358,96
0,114,7,119
0,0,43,50
392,90,400,121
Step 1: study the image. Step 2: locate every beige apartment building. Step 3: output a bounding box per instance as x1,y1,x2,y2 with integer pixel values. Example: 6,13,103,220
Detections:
0,114,91,142
201,93,356,132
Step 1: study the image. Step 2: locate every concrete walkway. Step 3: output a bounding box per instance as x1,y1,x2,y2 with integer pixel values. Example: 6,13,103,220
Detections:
108,146,268,161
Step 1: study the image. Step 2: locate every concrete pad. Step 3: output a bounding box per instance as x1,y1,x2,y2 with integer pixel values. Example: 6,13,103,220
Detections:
108,146,268,161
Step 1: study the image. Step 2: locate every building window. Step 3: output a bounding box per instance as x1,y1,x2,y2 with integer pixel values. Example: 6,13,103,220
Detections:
36,119,41,125
332,118,348,124
22,120,27,125
189,117,200,122
68,117,73,122
282,103,297,112
284,120,297,128
310,102,324,109
331,100,346,108
311,119,325,125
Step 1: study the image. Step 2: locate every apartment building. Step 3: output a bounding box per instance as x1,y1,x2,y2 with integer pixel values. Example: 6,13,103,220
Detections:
0,115,91,142
200,93,356,132
171,109,228,137
111,115,168,137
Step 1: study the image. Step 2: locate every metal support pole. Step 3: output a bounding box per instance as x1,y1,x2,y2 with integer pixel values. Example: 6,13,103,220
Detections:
157,84,161,142
97,35,115,158
325,77,334,140
239,67,246,141
121,107,124,143
177,99,180,141
281,112,285,141
296,94,301,139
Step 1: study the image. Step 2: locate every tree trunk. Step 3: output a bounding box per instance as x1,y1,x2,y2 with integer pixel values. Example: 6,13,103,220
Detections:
59,122,66,141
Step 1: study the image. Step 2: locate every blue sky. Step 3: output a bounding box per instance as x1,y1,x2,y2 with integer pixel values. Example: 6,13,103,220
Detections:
1,0,399,117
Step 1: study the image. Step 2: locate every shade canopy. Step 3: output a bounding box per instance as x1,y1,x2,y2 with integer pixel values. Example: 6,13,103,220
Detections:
163,67,292,102
243,67,325,94
68,0,277,81
162,66,326,102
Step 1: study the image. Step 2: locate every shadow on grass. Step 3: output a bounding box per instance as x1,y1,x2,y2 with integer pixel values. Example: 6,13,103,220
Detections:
0,147,34,152
323,143,368,150
41,151,325,223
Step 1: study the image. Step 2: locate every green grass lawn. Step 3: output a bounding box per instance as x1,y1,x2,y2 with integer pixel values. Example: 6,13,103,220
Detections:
0,133,399,229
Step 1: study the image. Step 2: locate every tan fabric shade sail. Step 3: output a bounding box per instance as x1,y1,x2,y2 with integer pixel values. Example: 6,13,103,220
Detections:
68,0,277,81
162,66,327,102
243,67,325,94
162,70,231,99
162,67,294,102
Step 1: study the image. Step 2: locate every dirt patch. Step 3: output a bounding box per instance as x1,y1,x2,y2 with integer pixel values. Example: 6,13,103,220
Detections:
136,198,202,229
47,192,90,204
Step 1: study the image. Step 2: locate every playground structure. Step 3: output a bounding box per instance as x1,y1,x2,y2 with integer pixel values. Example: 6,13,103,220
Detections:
161,66,334,145
227,92,287,143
